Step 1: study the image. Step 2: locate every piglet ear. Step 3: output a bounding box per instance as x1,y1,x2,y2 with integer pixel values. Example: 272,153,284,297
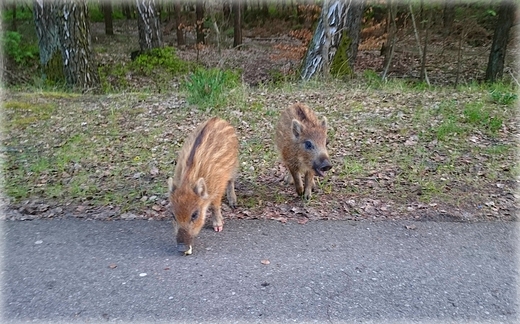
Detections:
321,116,328,129
292,119,303,138
194,178,208,198
167,177,176,194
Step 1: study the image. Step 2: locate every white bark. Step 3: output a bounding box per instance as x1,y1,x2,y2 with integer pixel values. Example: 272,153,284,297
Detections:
301,0,353,81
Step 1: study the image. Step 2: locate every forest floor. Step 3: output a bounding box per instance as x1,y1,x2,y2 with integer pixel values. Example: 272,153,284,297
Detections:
2,17,519,223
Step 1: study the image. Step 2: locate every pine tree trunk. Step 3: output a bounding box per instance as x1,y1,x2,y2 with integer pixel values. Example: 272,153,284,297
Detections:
485,0,516,83
381,0,397,75
344,0,364,70
174,0,185,46
301,0,352,80
56,0,100,91
10,3,17,31
103,1,113,35
136,0,163,51
233,1,242,48
122,2,133,19
223,1,230,21
442,0,455,37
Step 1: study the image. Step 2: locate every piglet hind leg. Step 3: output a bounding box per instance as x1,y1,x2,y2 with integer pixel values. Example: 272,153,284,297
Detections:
226,180,237,209
211,201,224,232
290,169,304,197
303,171,315,200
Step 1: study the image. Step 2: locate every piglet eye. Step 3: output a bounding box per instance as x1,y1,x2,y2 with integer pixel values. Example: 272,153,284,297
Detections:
304,140,313,150
191,211,199,221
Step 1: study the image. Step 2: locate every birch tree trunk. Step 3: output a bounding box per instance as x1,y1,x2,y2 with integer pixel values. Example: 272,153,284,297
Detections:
300,0,353,81
34,0,100,90
136,0,163,51
56,0,100,91
34,0,62,82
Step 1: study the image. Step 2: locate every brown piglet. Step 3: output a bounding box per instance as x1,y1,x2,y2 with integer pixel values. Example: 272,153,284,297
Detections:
275,103,332,200
168,117,239,255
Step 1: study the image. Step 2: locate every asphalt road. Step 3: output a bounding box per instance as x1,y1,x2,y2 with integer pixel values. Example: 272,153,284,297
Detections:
1,218,518,324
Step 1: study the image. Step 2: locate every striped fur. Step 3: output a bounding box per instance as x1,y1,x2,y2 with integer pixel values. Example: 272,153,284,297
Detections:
275,103,331,200
168,117,238,254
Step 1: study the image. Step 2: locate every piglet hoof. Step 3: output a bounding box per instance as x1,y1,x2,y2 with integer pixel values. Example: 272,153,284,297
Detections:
214,225,223,232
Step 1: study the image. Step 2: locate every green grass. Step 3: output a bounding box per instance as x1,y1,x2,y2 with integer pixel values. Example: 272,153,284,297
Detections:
4,101,56,129
2,78,517,220
183,67,241,110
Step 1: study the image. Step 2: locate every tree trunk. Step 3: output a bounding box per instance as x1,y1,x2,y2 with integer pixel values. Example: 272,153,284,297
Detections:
195,1,205,45
261,0,269,18
174,0,185,46
344,0,364,70
223,1,230,21
33,0,63,82
55,0,100,91
102,0,113,35
136,0,163,51
11,3,17,31
419,8,431,85
301,0,352,81
442,0,455,37
233,1,242,48
381,0,397,78
122,2,133,19
485,0,516,83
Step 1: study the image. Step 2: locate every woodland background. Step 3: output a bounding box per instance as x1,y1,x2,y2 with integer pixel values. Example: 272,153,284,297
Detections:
1,0,518,223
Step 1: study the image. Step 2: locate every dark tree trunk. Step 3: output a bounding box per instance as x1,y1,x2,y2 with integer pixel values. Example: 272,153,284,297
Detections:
136,0,163,51
301,0,352,80
233,1,242,48
442,0,455,37
344,0,364,69
223,1,230,21
11,3,17,31
103,0,113,35
33,0,63,82
55,0,100,90
174,0,185,46
122,2,133,19
381,0,397,76
195,1,205,44
262,0,269,17
420,8,431,84
485,0,517,82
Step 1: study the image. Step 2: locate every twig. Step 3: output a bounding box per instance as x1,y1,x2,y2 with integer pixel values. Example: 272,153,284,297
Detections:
454,25,465,87
420,9,431,86
0,65,32,84
410,3,429,85
409,3,422,57
382,0,397,81
508,70,520,87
